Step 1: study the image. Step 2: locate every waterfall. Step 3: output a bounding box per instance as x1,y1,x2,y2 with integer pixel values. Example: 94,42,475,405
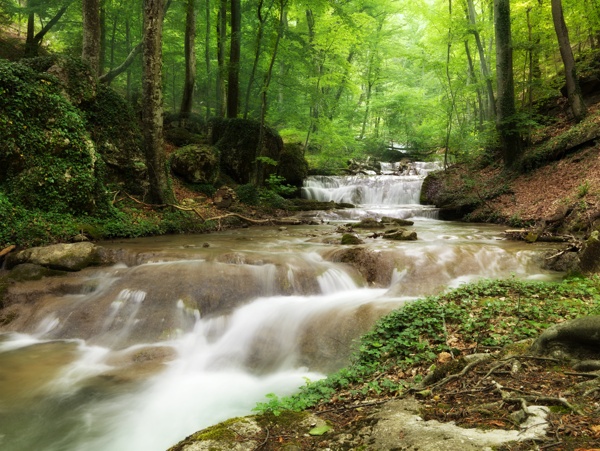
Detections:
301,161,441,219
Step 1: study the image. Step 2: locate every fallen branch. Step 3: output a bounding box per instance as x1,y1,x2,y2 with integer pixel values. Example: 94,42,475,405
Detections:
426,357,491,391
0,245,16,259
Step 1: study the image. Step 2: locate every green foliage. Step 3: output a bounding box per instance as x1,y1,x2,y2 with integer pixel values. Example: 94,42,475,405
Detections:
0,59,107,214
235,184,260,205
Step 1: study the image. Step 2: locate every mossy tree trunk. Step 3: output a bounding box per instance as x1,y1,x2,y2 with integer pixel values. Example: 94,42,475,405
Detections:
227,0,241,118
82,0,101,76
551,0,587,122
142,0,174,204
180,0,196,119
494,0,522,168
216,0,227,118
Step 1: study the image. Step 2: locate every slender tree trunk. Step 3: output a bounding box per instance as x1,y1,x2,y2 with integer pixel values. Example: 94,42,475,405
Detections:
142,0,174,204
125,18,132,98
82,0,101,75
99,1,106,75
227,0,241,118
465,41,484,128
243,0,266,119
494,0,522,168
25,0,73,57
328,49,355,120
216,0,227,117
466,0,496,119
551,0,587,122
254,0,287,185
180,0,196,119
205,0,211,121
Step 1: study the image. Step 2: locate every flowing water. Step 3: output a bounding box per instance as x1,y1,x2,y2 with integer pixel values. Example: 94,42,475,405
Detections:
0,168,562,451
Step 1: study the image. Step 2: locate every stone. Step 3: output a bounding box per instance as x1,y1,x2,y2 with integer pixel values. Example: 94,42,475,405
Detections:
213,186,237,209
579,230,600,273
353,218,385,229
381,216,414,226
6,242,101,272
382,228,418,241
529,316,600,361
170,144,220,185
341,234,363,245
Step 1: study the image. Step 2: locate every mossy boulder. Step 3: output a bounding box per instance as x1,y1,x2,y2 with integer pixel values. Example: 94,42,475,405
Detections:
341,233,363,245
170,144,220,185
209,118,283,184
80,84,146,194
381,216,414,227
353,218,385,229
579,230,600,274
0,59,107,213
277,143,309,188
164,127,203,147
383,228,418,241
6,242,102,271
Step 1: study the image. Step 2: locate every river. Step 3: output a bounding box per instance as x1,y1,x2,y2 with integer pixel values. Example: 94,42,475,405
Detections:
0,169,560,451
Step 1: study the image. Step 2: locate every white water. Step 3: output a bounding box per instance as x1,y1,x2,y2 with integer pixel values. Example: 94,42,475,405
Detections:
301,162,440,220
0,166,562,451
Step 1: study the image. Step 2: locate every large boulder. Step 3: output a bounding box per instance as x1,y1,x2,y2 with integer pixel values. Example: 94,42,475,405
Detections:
209,118,283,185
277,143,309,188
0,59,107,213
579,230,600,274
6,242,102,271
170,144,219,185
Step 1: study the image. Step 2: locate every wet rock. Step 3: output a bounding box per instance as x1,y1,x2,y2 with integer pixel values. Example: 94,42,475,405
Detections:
6,242,102,272
381,216,414,227
341,234,363,245
7,263,66,281
353,218,385,229
382,228,418,241
325,247,394,286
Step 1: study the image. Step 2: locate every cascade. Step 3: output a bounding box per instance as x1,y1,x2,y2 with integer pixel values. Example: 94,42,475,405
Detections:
301,161,440,219
0,180,561,451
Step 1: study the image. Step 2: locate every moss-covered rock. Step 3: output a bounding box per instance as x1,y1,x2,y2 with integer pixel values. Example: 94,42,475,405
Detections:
210,118,283,185
79,84,146,194
6,242,102,271
277,143,309,188
0,59,107,214
579,231,600,274
341,233,363,245
353,218,385,229
170,144,220,185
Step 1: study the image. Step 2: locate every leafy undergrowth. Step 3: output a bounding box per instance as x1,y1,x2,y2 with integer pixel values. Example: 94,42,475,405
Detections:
251,276,600,449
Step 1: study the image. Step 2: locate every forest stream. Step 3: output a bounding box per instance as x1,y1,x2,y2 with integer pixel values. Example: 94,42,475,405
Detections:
0,170,563,451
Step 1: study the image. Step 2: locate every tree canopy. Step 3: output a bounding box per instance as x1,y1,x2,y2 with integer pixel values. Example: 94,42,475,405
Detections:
1,0,599,169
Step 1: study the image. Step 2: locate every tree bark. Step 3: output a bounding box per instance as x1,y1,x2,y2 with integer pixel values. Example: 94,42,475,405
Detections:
25,0,73,57
216,0,227,117
205,0,212,121
82,0,101,75
227,0,241,118
466,0,496,120
551,0,587,122
243,0,266,119
142,0,174,204
494,0,522,168
180,0,196,119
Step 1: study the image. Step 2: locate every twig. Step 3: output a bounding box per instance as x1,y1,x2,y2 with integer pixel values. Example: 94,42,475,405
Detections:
564,371,600,379
316,399,389,414
253,427,270,451
427,358,490,391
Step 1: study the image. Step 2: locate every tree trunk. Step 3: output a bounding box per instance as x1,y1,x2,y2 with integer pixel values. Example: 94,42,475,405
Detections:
227,0,241,118
216,0,227,117
25,0,73,57
180,0,196,119
551,0,587,122
494,0,522,168
82,0,101,75
243,0,266,119
142,0,174,204
466,0,496,120
205,0,212,121
99,1,106,75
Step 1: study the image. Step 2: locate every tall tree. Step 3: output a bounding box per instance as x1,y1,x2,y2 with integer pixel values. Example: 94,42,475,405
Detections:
82,0,101,75
551,0,587,122
142,0,173,204
179,0,196,118
494,0,521,168
227,0,241,117
25,0,73,57
216,0,227,117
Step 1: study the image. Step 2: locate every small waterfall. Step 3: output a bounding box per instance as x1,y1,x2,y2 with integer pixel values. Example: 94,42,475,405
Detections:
301,161,440,219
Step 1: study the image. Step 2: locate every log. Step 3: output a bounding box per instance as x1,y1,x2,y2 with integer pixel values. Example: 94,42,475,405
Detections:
0,245,16,259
